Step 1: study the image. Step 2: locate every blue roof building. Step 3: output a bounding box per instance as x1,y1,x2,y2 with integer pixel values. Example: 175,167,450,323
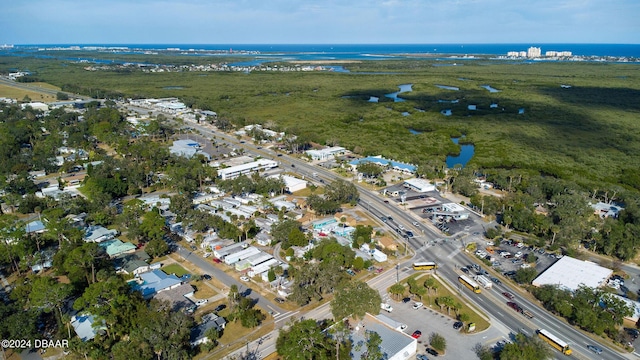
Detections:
71,313,106,341
350,156,417,173
132,269,183,299
25,220,46,234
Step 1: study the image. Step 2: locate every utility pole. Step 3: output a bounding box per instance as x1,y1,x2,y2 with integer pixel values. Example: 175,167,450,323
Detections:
396,264,399,284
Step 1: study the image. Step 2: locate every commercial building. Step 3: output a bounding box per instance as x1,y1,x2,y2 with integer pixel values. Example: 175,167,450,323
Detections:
305,146,347,161
403,178,436,193
350,156,417,174
218,159,278,180
169,139,210,160
532,256,613,292
271,174,306,193
342,313,417,360
440,203,470,220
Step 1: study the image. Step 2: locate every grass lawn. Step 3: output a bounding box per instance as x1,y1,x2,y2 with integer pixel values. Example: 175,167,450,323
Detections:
162,263,190,277
391,273,490,332
191,282,218,300
0,82,57,102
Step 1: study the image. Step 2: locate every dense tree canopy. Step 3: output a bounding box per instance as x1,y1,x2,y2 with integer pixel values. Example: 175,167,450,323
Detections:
331,281,381,320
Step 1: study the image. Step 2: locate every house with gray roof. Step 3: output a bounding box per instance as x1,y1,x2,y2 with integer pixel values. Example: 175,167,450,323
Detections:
113,251,150,275
153,283,195,312
83,225,118,243
190,314,227,346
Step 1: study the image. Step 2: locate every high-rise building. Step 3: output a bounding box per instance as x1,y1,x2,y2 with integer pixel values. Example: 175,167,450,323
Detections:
527,47,542,58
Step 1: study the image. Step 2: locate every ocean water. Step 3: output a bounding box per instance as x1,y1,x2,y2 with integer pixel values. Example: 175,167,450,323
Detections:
6,43,640,59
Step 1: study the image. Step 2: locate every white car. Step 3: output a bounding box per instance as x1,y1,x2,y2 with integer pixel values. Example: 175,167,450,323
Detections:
412,302,423,310
240,276,250,282
195,299,208,306
399,324,408,331
514,251,523,258
520,263,531,269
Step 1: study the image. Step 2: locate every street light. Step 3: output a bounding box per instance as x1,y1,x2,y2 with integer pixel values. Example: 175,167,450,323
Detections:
396,264,399,284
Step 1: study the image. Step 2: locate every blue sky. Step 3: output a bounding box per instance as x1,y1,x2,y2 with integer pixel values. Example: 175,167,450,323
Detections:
2,0,638,44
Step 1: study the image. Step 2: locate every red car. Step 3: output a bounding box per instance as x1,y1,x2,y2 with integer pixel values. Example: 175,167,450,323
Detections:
507,302,523,313
412,330,422,339
502,292,514,300
212,258,221,263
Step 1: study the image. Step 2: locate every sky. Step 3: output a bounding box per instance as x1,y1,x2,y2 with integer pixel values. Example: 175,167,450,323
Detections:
2,0,639,45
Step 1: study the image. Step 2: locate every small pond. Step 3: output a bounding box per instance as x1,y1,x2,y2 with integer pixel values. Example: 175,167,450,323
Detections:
163,86,184,90
480,85,500,93
446,137,475,168
368,96,379,103
385,84,413,102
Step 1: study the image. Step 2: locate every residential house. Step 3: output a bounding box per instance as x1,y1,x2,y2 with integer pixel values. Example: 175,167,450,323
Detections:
255,231,272,246
154,283,196,312
84,225,118,243
132,269,183,299
113,251,151,275
25,220,46,235
71,313,107,341
99,239,136,258
190,314,227,346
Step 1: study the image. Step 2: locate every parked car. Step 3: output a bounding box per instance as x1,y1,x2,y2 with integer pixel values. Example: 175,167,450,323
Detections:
416,354,429,360
413,302,424,310
411,330,422,339
240,276,250,281
202,274,212,280
212,258,221,263
274,297,285,304
425,348,439,356
196,299,208,306
453,321,463,330
214,304,226,312
402,297,411,303
625,328,639,339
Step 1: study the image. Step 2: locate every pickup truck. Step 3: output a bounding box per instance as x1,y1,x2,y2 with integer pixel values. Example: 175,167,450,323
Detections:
381,303,393,313
523,310,534,319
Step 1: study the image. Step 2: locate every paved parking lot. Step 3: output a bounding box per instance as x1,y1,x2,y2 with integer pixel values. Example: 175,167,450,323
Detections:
476,239,558,275
379,297,502,359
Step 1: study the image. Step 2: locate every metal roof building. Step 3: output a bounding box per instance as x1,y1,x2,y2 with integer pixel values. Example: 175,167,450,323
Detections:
345,313,417,360
532,256,612,291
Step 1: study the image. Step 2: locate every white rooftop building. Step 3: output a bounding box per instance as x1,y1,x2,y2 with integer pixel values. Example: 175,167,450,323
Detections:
441,203,469,220
532,256,613,292
305,146,346,161
403,178,436,193
218,159,278,180
270,175,306,193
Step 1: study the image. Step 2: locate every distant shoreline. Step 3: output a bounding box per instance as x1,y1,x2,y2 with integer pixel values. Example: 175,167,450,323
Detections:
287,60,362,64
